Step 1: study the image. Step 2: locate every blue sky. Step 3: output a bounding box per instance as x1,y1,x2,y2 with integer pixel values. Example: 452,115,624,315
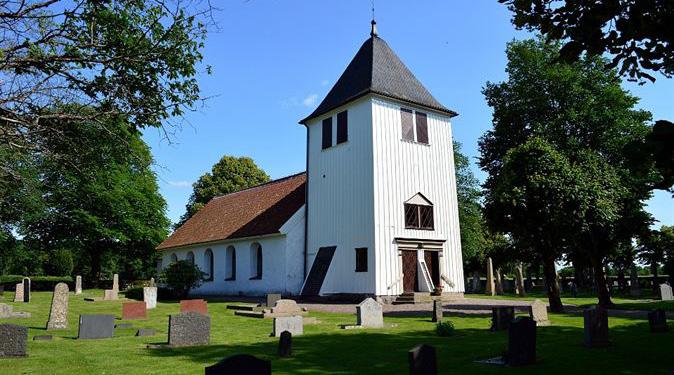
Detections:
142,1,673,228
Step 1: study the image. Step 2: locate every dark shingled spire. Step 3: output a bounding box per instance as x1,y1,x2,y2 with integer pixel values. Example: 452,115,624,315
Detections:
300,32,456,124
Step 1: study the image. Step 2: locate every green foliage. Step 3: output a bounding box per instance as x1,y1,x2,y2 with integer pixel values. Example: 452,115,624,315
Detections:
435,320,455,337
160,260,204,298
0,275,73,291
177,156,270,227
45,249,75,277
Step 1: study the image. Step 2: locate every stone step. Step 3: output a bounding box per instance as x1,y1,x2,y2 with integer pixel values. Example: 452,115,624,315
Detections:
226,304,262,312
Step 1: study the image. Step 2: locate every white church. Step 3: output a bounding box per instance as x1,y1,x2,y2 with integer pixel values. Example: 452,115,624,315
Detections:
157,22,465,302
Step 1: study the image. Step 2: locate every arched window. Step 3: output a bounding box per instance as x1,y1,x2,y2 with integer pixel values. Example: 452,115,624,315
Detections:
225,246,236,280
170,253,178,263
186,251,195,265
250,242,262,280
404,193,434,230
203,249,213,281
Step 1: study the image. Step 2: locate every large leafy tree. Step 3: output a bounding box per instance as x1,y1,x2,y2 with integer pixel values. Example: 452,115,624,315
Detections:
480,39,654,308
177,156,270,227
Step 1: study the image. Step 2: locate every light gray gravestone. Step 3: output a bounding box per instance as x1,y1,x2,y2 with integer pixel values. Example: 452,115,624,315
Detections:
112,274,119,294
75,275,82,295
583,306,609,347
485,258,495,296
660,284,673,301
78,314,115,339
136,328,157,337
103,289,118,301
0,324,28,357
528,299,550,326
432,300,443,323
266,293,282,308
13,283,23,302
143,286,157,309
46,283,69,330
272,315,303,337
22,277,30,303
357,298,384,328
168,312,210,347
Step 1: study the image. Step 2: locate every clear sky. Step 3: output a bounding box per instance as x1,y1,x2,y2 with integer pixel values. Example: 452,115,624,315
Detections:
142,1,674,228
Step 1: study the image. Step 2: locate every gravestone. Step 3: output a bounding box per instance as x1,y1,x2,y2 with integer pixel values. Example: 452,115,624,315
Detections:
115,323,133,329
356,298,384,328
14,283,23,302
180,299,208,315
168,312,210,347
46,282,69,330
33,335,52,341
648,309,668,333
78,314,115,339
204,354,271,375
22,277,30,303
0,303,30,319
491,306,515,331
506,317,536,366
149,277,155,287
272,315,303,337
408,344,437,375
136,328,157,337
515,264,526,297
144,287,157,309
75,275,82,295
266,293,282,308
0,324,28,357
629,266,640,297
103,289,118,301
270,299,302,314
431,300,443,323
112,273,119,294
528,299,550,326
278,331,292,357
660,284,673,301
122,301,147,320
485,257,495,296
583,306,609,347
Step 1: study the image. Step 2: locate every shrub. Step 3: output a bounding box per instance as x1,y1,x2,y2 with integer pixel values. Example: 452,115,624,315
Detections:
0,275,73,291
45,248,74,276
160,260,204,298
436,320,455,337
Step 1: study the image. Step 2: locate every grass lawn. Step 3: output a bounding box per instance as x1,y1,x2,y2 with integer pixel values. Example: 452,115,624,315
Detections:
465,291,674,311
1,290,673,374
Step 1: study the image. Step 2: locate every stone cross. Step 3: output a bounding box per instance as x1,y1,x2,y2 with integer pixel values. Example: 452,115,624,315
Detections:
356,298,384,328
144,287,157,309
22,277,30,303
408,344,437,375
583,306,609,347
659,283,673,301
506,317,536,366
528,299,550,326
515,264,526,297
13,283,23,302
431,300,443,323
485,258,495,296
75,275,82,295
168,312,210,347
648,309,668,333
629,266,640,297
278,331,292,357
491,306,515,331
47,283,69,330
272,315,303,337
205,354,271,375
0,324,28,357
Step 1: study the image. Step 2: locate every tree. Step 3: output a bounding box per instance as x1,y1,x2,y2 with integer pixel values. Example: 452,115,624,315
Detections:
638,226,674,289
177,156,270,226
480,39,654,308
161,260,204,298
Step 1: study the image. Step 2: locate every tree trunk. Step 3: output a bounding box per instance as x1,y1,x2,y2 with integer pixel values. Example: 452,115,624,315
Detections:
591,256,613,307
543,256,564,313
652,262,659,294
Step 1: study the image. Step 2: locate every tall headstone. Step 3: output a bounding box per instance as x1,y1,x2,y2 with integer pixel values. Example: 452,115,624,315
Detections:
75,275,82,295
22,277,30,303
494,269,504,295
485,258,495,296
491,306,515,331
112,274,119,293
204,354,271,375
528,299,550,326
278,331,292,358
143,287,157,309
168,312,210,347
515,264,526,297
149,277,155,287
408,344,437,375
266,293,282,308
629,266,640,297
13,283,23,302
78,314,115,339
357,298,384,328
583,306,609,347
0,324,28,357
648,309,668,333
506,317,536,366
659,283,673,301
47,283,69,330
272,315,303,337
431,300,443,323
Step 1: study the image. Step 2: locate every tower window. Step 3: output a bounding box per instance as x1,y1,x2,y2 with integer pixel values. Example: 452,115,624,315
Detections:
401,108,414,141
322,117,332,149
415,112,428,144
404,193,434,230
337,111,348,144
401,108,429,144
355,248,368,272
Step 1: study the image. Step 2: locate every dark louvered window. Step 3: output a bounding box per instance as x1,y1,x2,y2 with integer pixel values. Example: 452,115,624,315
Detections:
405,204,434,230
337,111,348,144
415,112,428,144
355,247,368,272
401,108,414,141
322,117,332,149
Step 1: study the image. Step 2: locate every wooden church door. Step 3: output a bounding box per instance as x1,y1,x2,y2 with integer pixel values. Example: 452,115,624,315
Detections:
402,251,418,292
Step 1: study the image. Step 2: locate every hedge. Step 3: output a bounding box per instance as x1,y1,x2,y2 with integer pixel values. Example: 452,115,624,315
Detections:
0,275,73,291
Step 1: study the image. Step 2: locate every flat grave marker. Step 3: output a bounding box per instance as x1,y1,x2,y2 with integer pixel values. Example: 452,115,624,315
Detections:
78,314,115,339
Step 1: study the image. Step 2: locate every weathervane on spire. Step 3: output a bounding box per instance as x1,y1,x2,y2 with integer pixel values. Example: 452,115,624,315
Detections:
370,0,378,37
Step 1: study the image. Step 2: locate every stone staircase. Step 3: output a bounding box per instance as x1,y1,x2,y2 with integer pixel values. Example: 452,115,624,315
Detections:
392,292,435,305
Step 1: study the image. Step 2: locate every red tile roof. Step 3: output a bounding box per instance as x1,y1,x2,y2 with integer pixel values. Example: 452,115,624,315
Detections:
157,172,306,250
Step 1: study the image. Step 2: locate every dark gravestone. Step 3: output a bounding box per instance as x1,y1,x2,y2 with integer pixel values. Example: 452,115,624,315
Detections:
115,323,134,329
583,306,609,347
205,354,272,375
648,309,668,333
168,312,210,347
491,307,515,331
0,324,28,357
33,335,53,341
506,317,536,366
136,328,157,337
22,277,30,303
409,344,437,375
431,300,442,323
266,293,282,308
278,330,292,357
78,314,115,339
